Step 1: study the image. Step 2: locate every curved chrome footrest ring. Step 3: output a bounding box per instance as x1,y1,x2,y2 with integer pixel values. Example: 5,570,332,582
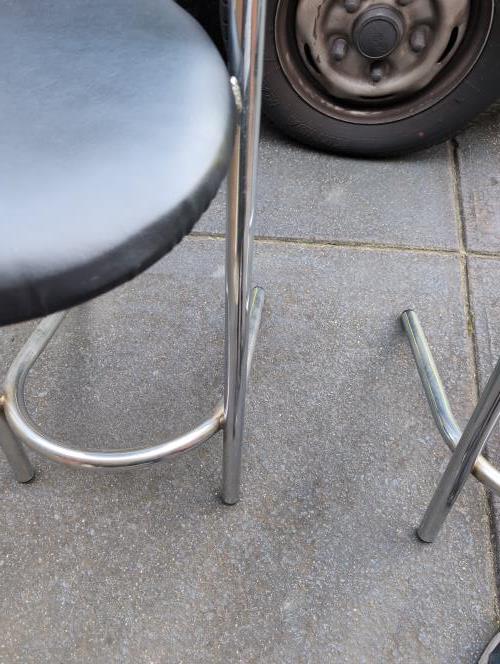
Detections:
0,287,264,472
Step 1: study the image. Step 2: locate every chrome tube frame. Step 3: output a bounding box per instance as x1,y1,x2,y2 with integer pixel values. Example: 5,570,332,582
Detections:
0,404,34,483
401,310,500,542
0,0,266,501
1,292,262,470
223,0,266,504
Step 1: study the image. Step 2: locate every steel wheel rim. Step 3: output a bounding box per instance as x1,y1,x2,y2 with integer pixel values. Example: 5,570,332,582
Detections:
274,0,494,124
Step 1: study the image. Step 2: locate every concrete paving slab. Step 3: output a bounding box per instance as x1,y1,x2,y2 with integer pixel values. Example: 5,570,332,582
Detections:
0,238,496,663
467,256,500,389
197,124,460,251
457,104,500,254
467,256,500,592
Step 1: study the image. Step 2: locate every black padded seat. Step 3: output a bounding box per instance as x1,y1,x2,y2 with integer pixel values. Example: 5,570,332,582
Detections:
0,0,234,326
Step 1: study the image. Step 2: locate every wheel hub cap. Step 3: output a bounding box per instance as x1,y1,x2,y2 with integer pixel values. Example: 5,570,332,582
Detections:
295,0,471,103
354,6,403,59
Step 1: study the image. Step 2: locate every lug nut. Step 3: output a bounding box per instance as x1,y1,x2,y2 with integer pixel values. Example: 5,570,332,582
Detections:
332,38,348,61
344,0,361,13
370,62,385,82
410,27,428,53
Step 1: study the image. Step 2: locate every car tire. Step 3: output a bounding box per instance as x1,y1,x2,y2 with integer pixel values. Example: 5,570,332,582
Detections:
222,0,500,157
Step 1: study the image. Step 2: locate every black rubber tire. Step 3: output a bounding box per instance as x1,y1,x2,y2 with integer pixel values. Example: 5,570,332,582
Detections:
178,0,225,52
222,0,500,157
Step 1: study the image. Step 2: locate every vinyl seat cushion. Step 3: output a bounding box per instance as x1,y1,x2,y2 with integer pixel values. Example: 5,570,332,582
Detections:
0,0,234,325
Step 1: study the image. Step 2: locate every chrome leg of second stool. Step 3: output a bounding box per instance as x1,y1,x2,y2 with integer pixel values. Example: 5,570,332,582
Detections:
418,359,500,543
222,0,266,505
402,310,500,542
0,402,34,483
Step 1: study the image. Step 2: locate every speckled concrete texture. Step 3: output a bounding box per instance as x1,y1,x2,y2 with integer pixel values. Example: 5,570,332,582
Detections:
198,123,460,251
0,236,498,663
457,104,500,253
468,255,500,596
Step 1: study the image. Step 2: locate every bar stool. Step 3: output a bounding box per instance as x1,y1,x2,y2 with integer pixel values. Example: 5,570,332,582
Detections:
401,311,500,541
0,0,266,505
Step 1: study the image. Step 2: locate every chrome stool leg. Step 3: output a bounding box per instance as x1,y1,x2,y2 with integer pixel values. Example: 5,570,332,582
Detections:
401,310,500,542
223,0,266,505
0,401,33,483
